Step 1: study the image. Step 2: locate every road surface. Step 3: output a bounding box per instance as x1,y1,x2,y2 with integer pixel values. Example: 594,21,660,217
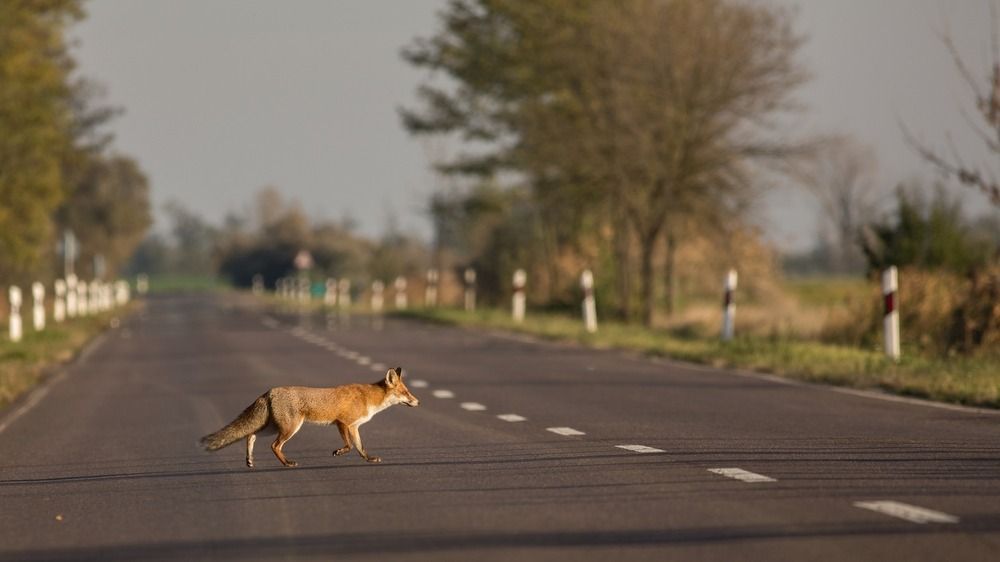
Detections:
0,292,998,560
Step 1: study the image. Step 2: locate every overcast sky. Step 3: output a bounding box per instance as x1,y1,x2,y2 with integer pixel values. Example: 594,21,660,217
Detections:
72,0,998,251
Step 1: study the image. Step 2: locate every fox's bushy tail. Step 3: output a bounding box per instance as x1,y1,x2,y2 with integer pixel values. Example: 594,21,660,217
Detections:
200,395,269,451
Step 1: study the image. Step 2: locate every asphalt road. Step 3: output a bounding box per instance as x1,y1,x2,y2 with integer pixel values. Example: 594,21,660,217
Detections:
0,292,998,561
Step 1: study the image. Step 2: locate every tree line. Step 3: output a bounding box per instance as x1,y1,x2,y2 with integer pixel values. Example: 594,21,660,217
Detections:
400,0,808,326
0,1,150,286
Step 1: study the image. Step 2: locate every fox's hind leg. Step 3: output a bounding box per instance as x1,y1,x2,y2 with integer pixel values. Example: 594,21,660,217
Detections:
246,434,256,468
271,417,304,467
333,421,352,457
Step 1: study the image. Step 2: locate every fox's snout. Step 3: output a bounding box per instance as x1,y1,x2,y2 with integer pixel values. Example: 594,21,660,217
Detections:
406,396,419,407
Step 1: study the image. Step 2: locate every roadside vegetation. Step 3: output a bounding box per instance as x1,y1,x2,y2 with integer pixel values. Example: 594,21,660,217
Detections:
391,275,999,409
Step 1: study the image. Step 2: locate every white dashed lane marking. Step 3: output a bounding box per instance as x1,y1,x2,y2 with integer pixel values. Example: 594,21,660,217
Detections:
497,414,526,422
370,363,386,372
460,402,486,411
854,501,959,524
707,468,776,483
616,444,665,454
357,357,371,365
410,380,429,388
547,427,585,436
432,390,454,399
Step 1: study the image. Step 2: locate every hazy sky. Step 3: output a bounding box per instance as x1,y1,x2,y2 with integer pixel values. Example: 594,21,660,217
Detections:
72,0,998,251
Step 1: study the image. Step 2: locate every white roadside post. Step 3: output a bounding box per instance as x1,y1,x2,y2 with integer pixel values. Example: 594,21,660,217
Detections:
324,278,338,306
65,274,78,318
102,283,113,311
115,280,129,306
89,281,100,313
31,282,46,331
512,269,527,323
136,274,149,295
338,278,352,309
581,269,598,333
76,281,89,316
54,279,67,323
882,266,900,361
394,276,408,310
464,268,477,312
251,274,264,295
425,269,439,307
371,280,384,313
721,269,738,341
298,278,311,303
8,286,23,342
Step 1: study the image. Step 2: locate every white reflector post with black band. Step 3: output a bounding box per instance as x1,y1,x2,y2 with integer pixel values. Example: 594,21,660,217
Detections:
371,280,384,313
882,266,900,360
721,269,737,341
425,269,438,307
464,268,476,312
394,276,408,310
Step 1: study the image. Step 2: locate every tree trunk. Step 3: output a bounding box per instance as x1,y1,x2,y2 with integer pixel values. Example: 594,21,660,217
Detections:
663,233,677,317
640,234,657,327
614,226,632,322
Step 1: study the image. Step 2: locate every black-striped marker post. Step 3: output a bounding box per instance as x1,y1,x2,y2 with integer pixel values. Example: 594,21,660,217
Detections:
324,278,338,306
882,266,900,360
371,280,384,313
721,269,738,341
464,268,476,312
425,269,439,307
337,278,351,309
394,276,408,310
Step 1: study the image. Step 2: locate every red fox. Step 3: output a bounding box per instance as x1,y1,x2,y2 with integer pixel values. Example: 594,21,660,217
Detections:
200,367,419,468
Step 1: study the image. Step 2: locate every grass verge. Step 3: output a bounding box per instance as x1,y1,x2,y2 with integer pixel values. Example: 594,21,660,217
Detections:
393,307,1000,410
0,306,135,411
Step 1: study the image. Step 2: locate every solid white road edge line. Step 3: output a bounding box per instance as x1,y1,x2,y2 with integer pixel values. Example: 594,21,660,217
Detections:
707,468,776,483
497,414,526,422
854,501,959,524
547,427,585,436
616,444,665,454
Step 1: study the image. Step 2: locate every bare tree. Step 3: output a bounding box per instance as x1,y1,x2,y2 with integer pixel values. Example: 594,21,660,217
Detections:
793,136,880,273
906,4,1000,207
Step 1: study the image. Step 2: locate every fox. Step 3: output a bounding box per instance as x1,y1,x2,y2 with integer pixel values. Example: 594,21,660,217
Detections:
200,367,419,468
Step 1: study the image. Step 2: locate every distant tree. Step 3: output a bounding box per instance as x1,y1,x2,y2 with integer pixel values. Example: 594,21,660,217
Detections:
57,155,152,277
792,136,881,274
164,201,218,275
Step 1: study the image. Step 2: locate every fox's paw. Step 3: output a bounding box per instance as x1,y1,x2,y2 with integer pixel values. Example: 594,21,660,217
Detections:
333,447,351,456
365,456,382,464
246,460,255,469
283,460,299,468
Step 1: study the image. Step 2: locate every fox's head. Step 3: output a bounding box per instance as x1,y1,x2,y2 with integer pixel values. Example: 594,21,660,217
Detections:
384,367,419,407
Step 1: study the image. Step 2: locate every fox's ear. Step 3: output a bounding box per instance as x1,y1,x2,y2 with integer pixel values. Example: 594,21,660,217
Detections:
385,369,400,386
394,366,403,378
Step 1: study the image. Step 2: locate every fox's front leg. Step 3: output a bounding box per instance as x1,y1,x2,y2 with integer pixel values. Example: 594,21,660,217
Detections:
333,422,352,457
349,425,380,463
